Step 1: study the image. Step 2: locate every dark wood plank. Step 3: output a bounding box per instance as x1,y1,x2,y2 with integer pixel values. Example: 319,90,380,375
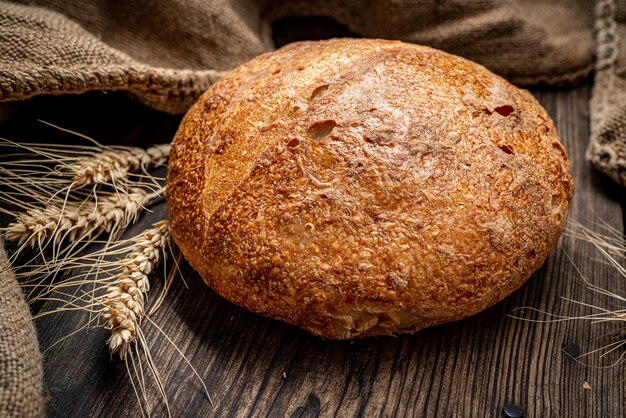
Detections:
1,84,624,417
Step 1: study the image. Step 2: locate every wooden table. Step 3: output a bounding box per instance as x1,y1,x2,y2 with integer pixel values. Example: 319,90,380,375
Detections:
1,82,624,417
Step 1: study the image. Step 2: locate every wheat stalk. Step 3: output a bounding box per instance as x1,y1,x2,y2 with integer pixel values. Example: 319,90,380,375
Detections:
3,187,165,249
0,131,209,414
101,220,170,359
24,220,211,414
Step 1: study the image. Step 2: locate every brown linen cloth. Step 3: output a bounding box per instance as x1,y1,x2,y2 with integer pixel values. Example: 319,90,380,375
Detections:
0,1,623,416
0,243,44,418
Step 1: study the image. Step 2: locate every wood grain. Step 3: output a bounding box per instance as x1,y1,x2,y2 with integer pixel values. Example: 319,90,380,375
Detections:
1,84,624,417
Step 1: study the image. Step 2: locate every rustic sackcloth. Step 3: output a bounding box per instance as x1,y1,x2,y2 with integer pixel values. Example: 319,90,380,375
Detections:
588,0,626,186
0,0,596,115
0,0,623,416
0,243,44,418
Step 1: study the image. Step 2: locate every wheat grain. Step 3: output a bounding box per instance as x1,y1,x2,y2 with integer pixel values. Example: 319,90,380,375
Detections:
3,187,165,248
101,221,170,359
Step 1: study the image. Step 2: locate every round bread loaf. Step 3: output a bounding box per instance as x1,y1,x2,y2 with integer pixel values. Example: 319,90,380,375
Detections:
167,39,573,339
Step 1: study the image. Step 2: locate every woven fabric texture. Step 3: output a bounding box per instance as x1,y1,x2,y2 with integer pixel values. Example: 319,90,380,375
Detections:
588,0,626,186
0,0,594,113
0,243,44,418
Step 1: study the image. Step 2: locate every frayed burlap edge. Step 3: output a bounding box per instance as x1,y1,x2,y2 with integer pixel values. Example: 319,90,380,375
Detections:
0,66,225,115
0,241,45,418
587,0,626,186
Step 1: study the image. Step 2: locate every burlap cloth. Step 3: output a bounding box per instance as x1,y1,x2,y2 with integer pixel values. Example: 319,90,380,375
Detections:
589,0,626,186
0,0,624,416
0,244,44,417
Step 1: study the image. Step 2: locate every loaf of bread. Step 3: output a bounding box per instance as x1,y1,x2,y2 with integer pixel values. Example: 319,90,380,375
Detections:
167,39,573,339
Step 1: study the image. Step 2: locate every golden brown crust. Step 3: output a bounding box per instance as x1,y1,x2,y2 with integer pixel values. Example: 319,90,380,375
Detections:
167,39,573,339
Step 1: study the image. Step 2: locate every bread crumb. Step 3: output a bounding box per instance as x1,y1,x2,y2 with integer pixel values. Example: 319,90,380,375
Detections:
282,372,287,379
583,381,591,390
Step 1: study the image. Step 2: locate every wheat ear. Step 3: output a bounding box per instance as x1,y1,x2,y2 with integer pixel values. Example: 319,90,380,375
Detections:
4,187,165,249
65,144,170,187
0,136,169,189
102,220,170,359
